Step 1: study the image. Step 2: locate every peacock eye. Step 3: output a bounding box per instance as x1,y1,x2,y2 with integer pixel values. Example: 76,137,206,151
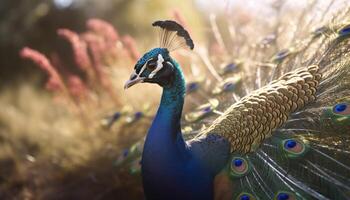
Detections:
338,24,350,37
186,81,200,93
147,62,157,70
236,192,256,200
229,156,250,178
274,191,296,200
281,138,308,158
333,103,349,115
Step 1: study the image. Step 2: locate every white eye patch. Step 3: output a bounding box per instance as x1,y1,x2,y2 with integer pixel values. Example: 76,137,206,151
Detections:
148,54,164,78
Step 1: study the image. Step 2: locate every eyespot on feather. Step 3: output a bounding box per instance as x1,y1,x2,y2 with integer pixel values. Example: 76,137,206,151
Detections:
229,156,250,178
281,138,309,158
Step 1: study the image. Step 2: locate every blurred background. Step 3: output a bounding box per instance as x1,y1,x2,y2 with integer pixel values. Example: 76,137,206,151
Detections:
0,1,207,199
0,0,345,199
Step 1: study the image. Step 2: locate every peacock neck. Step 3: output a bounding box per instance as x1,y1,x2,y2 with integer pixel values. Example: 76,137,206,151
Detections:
142,60,219,200
159,61,186,122
142,60,189,171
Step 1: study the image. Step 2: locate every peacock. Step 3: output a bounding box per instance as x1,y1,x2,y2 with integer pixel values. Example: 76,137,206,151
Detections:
119,6,350,200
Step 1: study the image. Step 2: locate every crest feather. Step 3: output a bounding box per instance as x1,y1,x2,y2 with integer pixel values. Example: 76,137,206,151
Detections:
152,20,194,51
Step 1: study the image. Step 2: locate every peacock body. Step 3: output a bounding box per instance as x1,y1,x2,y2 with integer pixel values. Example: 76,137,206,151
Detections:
119,3,350,200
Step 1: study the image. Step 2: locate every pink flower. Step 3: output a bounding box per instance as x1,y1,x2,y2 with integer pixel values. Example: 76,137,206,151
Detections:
45,77,62,92
20,47,65,93
122,35,140,61
68,75,88,100
20,47,80,112
81,33,105,76
57,29,92,72
81,33,118,103
86,18,119,46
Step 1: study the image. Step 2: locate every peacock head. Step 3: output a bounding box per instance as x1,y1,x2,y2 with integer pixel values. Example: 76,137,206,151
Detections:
124,20,194,89
124,48,176,88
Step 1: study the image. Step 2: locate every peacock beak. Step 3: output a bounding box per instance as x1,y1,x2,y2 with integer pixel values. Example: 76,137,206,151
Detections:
124,72,145,89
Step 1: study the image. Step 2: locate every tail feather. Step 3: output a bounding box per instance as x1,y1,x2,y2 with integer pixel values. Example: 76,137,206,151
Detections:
207,5,350,199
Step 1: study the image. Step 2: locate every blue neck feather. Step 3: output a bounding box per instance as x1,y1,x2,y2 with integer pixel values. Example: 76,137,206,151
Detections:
142,60,215,200
142,59,188,167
